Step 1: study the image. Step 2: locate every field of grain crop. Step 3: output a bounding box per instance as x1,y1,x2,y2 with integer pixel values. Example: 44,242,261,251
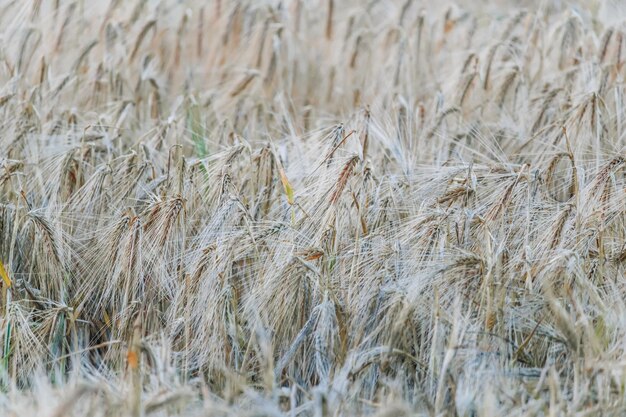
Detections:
1,0,626,416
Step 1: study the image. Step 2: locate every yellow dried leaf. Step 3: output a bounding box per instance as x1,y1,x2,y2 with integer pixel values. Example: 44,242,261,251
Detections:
0,260,11,288
278,166,294,205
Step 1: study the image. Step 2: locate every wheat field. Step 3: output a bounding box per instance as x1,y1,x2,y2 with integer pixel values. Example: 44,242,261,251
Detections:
1,0,626,416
